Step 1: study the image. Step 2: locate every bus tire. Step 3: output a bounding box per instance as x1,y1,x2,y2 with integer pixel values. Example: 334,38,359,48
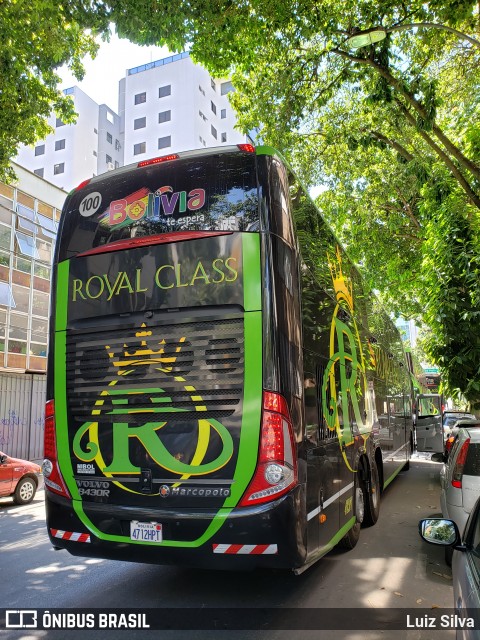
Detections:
339,474,364,550
362,460,380,527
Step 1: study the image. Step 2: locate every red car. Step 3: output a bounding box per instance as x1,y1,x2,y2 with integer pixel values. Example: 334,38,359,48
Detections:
0,451,43,504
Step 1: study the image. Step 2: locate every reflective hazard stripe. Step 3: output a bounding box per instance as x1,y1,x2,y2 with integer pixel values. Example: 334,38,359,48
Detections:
51,528,91,543
213,544,278,555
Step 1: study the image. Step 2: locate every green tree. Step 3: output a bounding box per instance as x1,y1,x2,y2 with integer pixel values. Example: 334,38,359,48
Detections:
0,1,110,181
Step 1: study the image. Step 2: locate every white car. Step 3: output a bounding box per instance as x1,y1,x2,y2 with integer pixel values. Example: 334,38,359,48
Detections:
435,426,480,564
443,411,477,435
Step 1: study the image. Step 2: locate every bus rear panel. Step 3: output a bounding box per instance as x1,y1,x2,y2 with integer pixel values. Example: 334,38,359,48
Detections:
45,147,306,570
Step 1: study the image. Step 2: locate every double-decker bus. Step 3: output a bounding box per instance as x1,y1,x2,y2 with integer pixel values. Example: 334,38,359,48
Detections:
43,144,413,573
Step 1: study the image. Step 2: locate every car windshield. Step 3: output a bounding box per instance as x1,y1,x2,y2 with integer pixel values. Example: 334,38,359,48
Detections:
444,414,476,427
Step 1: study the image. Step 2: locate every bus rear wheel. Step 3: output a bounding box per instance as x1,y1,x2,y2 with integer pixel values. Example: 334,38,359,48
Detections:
339,476,364,550
362,460,381,527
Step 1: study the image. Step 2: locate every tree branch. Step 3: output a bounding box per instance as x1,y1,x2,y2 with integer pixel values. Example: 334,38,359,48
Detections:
387,22,480,50
396,100,480,211
369,130,415,162
333,48,480,182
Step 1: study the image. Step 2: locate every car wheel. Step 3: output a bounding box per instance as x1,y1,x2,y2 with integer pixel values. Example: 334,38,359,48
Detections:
339,474,364,550
13,477,37,505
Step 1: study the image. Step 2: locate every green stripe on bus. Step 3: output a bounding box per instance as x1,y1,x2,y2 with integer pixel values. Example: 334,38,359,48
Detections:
54,260,79,499
242,233,262,311
383,460,407,490
55,262,69,332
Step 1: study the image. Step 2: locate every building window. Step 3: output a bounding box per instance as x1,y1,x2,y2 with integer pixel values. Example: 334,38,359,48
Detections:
93,150,97,157
106,132,113,144
55,139,65,151
15,231,39,259
158,136,171,149
134,142,146,155
159,85,171,98
211,79,216,91
106,154,112,164
34,145,45,156
221,81,234,95
134,116,146,130
158,110,171,124
134,92,146,105
115,139,121,151
56,118,65,127
211,101,217,115
199,85,205,96
54,163,65,175
106,111,114,124
115,161,120,169
221,108,227,119
0,282,14,308
221,132,227,143
211,126,217,139
34,168,44,178
199,110,207,122
94,128,98,134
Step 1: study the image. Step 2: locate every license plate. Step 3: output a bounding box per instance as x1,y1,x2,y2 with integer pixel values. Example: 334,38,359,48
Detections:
130,521,163,542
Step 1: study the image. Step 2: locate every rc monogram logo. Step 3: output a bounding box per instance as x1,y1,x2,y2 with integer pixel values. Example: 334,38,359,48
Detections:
72,324,234,495
321,247,371,471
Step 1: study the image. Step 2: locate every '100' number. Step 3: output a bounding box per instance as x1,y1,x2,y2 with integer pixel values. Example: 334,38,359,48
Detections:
79,192,103,217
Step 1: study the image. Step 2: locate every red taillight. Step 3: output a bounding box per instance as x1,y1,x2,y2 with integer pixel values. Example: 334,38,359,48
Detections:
138,154,179,168
237,144,255,153
446,436,455,453
43,400,71,498
239,391,297,507
452,438,470,488
75,178,91,192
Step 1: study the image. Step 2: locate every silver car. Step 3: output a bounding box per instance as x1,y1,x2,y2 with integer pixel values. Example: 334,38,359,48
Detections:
419,500,480,640
433,426,480,565
443,411,477,435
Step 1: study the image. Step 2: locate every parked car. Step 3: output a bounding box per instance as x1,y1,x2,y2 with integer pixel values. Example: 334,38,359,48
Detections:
443,411,477,435
419,498,480,640
0,451,43,505
433,425,480,564
444,420,480,456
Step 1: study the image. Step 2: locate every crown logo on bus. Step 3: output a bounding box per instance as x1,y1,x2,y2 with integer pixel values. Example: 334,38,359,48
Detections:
105,325,187,372
328,247,353,310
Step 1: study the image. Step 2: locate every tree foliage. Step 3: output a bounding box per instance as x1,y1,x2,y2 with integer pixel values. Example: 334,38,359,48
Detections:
2,0,480,403
0,1,110,181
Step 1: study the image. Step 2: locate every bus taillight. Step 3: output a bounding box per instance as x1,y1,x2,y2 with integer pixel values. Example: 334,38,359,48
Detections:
74,178,92,192
43,400,71,499
137,154,179,168
237,144,255,153
239,391,298,506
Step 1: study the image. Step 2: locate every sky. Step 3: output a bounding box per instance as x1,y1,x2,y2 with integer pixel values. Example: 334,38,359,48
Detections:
59,32,171,112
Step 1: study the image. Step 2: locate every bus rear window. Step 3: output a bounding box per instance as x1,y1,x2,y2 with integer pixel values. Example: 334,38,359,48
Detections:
57,152,259,261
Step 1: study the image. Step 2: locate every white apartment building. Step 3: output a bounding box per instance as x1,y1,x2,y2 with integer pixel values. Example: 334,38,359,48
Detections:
119,52,251,165
15,87,122,192
15,53,251,190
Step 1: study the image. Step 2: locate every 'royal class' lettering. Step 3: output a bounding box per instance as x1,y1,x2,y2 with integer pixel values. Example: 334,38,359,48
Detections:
71,259,238,302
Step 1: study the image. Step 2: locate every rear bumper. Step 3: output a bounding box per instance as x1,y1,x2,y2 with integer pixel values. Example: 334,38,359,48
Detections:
45,485,306,570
